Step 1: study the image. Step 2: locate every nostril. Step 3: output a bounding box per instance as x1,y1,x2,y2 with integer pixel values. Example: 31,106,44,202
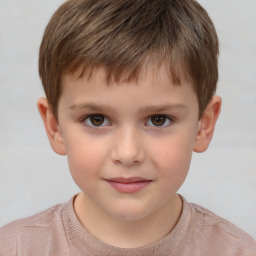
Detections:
112,149,145,167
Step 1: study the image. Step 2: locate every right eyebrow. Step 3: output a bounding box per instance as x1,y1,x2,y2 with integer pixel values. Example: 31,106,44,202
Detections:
69,102,117,114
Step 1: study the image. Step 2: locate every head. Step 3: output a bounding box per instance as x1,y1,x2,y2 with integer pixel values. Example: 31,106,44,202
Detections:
37,0,221,224
39,0,219,119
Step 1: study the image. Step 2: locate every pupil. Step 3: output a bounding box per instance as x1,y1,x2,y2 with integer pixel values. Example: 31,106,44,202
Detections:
152,116,165,126
90,115,104,126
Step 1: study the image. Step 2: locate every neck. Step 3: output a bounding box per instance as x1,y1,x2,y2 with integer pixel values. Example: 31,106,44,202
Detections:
74,192,182,248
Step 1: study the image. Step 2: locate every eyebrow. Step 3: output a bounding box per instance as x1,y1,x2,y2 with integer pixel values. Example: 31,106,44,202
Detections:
69,102,187,114
138,104,187,113
70,103,116,114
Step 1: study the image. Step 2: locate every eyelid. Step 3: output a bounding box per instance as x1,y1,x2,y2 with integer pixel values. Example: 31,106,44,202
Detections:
145,115,174,128
79,113,175,129
81,114,111,128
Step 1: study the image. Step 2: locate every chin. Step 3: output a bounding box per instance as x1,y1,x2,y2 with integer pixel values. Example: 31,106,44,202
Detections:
106,204,153,221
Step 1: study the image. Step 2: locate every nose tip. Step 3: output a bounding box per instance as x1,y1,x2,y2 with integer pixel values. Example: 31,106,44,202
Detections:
113,149,144,167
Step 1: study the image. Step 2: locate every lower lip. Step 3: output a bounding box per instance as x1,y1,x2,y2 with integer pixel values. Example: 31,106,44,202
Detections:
107,180,151,193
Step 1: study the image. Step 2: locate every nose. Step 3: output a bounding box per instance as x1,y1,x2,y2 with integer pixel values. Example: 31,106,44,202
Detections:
111,126,145,167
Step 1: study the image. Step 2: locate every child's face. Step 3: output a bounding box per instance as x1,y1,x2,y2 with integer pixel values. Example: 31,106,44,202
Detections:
56,64,201,220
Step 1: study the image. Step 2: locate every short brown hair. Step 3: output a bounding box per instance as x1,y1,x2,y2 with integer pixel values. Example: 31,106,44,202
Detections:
39,0,219,118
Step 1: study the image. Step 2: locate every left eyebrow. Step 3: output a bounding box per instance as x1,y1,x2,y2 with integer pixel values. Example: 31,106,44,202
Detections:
138,104,187,113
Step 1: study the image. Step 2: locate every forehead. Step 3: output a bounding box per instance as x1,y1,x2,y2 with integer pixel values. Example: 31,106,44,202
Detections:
60,63,197,109
65,60,190,89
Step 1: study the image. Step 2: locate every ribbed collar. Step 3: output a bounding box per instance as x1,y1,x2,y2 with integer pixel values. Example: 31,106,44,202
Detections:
61,195,192,256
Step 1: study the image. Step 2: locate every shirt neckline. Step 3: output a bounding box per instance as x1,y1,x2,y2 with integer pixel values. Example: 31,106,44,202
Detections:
61,194,192,256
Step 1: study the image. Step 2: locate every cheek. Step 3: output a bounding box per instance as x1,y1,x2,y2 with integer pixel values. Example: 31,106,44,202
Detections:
64,135,107,186
150,132,195,181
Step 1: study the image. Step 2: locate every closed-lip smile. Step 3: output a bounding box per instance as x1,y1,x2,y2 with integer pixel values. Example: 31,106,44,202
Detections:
105,177,152,193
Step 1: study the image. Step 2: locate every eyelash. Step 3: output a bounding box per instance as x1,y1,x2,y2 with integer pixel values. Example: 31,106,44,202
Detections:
80,114,174,129
146,115,173,127
80,114,111,129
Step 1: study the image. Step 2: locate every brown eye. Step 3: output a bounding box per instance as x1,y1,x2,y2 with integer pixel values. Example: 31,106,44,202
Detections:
89,115,105,126
83,114,110,128
147,115,172,127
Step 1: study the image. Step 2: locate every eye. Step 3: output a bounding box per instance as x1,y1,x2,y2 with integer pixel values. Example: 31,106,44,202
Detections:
146,115,172,127
83,114,110,127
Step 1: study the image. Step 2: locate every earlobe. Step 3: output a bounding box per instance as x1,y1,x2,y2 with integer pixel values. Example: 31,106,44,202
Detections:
193,95,222,153
37,97,66,156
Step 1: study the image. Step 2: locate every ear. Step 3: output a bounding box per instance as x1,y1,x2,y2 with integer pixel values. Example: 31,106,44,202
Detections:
37,97,66,155
193,95,222,153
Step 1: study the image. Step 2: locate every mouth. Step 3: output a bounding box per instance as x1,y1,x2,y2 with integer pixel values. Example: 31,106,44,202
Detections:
105,177,152,193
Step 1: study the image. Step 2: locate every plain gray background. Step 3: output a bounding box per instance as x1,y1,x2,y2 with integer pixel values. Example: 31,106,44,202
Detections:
0,0,255,239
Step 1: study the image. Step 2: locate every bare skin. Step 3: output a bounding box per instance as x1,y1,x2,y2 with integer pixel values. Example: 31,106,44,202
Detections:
38,64,221,248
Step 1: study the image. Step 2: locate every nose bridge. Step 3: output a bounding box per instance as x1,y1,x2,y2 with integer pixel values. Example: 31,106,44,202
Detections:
112,124,144,166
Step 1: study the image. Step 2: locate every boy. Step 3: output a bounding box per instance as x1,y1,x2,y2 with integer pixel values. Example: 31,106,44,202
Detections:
0,0,255,255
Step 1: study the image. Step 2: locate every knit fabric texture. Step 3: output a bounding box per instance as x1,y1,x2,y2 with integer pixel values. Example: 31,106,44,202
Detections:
0,195,255,256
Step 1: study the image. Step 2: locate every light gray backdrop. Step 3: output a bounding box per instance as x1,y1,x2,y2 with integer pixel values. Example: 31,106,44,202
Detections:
0,0,255,239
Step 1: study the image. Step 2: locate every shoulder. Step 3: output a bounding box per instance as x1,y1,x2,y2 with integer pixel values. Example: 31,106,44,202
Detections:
0,203,63,233
188,202,256,255
0,203,64,256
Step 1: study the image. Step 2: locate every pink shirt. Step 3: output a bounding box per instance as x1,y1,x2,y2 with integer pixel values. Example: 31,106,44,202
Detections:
0,195,255,256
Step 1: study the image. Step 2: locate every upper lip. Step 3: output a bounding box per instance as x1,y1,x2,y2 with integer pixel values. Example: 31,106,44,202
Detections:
105,177,151,183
